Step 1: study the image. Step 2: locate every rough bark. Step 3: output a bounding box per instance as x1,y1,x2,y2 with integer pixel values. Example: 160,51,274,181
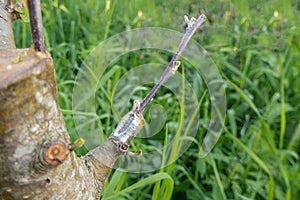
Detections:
0,1,16,49
0,49,123,199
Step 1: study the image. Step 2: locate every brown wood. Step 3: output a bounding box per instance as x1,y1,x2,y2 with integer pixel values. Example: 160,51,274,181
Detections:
27,0,45,52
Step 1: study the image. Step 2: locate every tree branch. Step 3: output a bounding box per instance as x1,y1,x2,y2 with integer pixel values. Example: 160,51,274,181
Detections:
138,14,206,113
28,0,45,52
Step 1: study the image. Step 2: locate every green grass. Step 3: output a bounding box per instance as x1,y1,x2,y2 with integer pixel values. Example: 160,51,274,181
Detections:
13,0,300,199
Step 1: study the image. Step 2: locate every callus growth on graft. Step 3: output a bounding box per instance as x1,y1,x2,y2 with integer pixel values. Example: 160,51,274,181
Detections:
110,100,145,143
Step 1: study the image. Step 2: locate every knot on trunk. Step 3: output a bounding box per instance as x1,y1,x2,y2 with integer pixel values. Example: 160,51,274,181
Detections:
42,141,70,165
34,140,70,173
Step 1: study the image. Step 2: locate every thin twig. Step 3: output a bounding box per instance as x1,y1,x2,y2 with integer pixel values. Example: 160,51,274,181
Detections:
137,14,206,113
6,0,13,9
28,0,45,53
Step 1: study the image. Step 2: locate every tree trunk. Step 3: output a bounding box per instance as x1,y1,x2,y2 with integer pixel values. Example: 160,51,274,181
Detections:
0,1,16,49
0,1,123,199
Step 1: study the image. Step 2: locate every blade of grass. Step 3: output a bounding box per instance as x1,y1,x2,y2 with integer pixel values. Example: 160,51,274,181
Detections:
226,79,276,154
222,60,266,104
209,155,227,200
152,126,169,200
175,165,206,197
287,121,300,150
106,173,174,200
102,170,126,197
166,66,185,175
225,131,271,175
60,109,98,117
267,176,274,200
279,55,286,150
103,0,118,40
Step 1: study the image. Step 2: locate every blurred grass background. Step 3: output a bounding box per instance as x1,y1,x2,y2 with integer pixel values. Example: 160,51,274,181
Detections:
13,0,300,199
